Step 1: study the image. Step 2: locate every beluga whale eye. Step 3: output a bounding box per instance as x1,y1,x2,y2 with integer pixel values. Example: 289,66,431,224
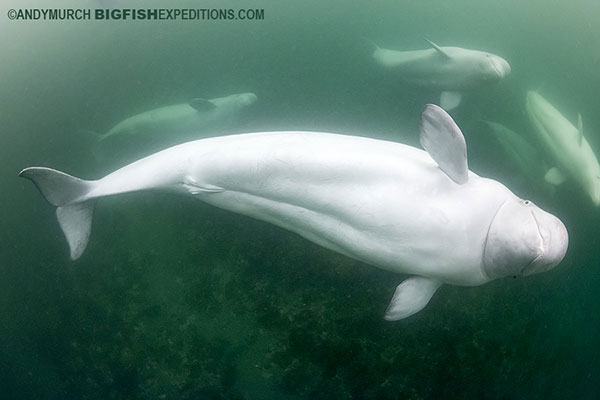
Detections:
524,200,531,205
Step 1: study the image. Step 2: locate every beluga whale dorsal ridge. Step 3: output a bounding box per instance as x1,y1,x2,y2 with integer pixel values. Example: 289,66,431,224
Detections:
20,105,568,320
370,38,511,110
526,91,600,205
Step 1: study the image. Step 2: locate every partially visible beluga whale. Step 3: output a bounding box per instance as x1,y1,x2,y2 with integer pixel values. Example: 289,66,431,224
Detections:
481,121,555,195
92,92,258,164
20,105,568,320
369,39,511,110
526,91,600,206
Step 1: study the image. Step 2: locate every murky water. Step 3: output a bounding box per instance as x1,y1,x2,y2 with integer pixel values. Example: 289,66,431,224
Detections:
1,0,599,398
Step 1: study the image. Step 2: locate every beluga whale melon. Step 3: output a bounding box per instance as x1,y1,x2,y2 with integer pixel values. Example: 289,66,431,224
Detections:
20,105,568,320
369,39,511,110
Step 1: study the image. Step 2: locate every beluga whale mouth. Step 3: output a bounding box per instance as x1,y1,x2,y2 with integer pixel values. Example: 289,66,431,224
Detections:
483,198,568,279
521,207,568,276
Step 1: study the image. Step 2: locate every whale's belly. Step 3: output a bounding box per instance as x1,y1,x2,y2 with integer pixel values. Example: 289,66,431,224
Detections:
182,132,508,285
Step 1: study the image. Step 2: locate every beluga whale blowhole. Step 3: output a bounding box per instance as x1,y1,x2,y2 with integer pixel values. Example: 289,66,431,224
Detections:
369,39,511,110
20,105,567,320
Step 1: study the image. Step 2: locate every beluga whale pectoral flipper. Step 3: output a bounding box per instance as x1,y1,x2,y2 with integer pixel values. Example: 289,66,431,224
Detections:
385,276,442,321
419,103,468,183
370,38,511,110
21,105,568,320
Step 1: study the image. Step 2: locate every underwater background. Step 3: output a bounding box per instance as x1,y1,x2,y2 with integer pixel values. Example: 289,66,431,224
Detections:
1,0,599,398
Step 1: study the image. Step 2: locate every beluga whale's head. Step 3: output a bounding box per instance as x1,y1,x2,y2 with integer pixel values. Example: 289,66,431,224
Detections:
235,92,258,106
483,198,568,279
210,92,258,113
480,53,511,82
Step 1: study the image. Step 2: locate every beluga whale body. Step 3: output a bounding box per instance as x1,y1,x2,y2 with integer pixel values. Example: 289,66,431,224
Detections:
93,92,258,164
481,121,555,195
370,39,511,110
526,91,600,206
20,105,568,320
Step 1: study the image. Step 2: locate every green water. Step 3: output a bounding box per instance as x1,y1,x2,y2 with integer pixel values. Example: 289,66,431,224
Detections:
1,0,599,398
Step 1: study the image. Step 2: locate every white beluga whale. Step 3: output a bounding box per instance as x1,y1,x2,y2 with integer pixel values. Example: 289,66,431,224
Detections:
481,121,555,195
526,91,600,205
20,105,568,320
93,92,257,164
370,39,511,110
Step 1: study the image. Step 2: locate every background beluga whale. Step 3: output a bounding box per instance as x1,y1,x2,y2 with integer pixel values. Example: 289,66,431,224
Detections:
20,105,568,320
369,39,511,110
92,92,258,165
480,121,556,196
526,91,600,206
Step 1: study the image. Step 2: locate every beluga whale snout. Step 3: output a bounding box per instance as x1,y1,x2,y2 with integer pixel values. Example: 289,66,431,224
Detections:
483,198,568,279
486,54,511,81
20,105,568,321
237,92,258,106
527,206,569,275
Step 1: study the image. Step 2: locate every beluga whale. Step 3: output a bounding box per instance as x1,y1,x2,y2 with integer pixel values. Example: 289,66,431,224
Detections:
526,91,600,206
92,92,258,164
369,39,511,110
20,105,568,320
481,121,555,196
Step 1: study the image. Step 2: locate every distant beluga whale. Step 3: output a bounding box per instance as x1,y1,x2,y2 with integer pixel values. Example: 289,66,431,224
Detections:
369,39,511,110
481,121,555,195
526,91,600,205
20,105,567,320
93,92,257,164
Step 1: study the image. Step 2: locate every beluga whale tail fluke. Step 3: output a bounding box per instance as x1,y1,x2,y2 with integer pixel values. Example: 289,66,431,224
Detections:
369,38,511,110
20,105,568,320
19,167,96,260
